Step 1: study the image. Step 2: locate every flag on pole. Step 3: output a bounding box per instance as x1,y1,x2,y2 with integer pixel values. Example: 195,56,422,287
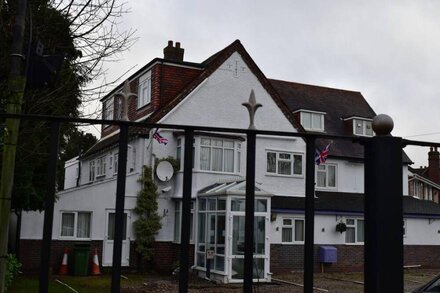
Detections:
153,129,168,145
315,143,330,165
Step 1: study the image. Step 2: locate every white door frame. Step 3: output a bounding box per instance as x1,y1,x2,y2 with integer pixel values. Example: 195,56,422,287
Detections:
102,209,131,267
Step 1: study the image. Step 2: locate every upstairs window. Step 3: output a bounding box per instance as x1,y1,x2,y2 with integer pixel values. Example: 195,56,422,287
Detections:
138,71,152,108
316,164,336,188
266,151,303,176
89,161,95,182
200,138,236,173
300,111,325,132
353,119,373,136
103,98,114,121
96,156,106,177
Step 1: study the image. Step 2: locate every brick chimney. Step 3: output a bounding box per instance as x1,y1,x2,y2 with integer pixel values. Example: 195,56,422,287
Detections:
163,40,184,62
428,147,440,184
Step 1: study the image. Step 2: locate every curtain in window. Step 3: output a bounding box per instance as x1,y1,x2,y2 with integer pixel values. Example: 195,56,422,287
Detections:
61,213,74,237
200,147,210,170
282,228,292,242
328,165,336,187
77,213,91,238
346,227,355,243
295,220,304,241
224,149,234,172
267,152,276,173
317,171,326,187
278,160,291,175
212,147,223,171
293,155,302,175
357,220,365,242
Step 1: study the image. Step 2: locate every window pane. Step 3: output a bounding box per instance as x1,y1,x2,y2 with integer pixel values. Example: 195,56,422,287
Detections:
302,112,311,129
211,148,222,171
295,220,304,241
283,219,292,225
208,199,216,210
217,214,226,245
355,120,363,135
232,216,245,255
346,219,355,225
213,139,222,147
61,213,74,237
317,171,326,187
267,152,276,173
312,113,322,129
254,216,265,255
200,147,211,170
365,122,373,136
223,140,233,148
279,153,291,160
278,161,291,175
198,213,206,245
198,198,206,211
357,220,364,242
328,165,336,187
201,138,211,146
346,227,355,243
255,199,267,212
231,199,245,211
224,149,234,172
215,256,225,272
293,155,303,175
77,213,91,238
218,199,226,211
174,202,181,242
282,228,292,242
107,213,115,240
208,213,216,244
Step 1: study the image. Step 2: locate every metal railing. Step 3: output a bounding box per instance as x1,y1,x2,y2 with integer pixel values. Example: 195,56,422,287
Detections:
2,112,440,293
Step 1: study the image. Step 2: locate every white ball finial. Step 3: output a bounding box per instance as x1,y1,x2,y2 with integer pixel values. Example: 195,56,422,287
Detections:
372,114,394,136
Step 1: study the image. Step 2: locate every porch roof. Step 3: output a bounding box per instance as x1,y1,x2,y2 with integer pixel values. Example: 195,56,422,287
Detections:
198,179,272,197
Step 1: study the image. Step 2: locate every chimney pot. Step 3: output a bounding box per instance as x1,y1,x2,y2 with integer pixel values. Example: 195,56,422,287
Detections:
163,40,184,62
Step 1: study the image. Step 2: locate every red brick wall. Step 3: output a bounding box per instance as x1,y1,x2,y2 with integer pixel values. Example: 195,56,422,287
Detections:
270,244,440,273
19,240,102,274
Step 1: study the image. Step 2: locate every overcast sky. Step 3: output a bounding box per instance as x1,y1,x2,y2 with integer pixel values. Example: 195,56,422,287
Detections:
89,0,440,167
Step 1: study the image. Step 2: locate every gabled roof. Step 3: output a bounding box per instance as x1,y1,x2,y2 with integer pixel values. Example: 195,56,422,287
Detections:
198,179,272,196
272,191,440,218
147,40,304,132
408,167,440,190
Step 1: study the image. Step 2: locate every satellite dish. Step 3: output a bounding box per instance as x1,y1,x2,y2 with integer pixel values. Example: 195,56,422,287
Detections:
156,161,174,182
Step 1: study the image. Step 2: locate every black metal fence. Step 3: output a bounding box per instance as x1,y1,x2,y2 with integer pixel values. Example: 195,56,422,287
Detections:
2,113,440,293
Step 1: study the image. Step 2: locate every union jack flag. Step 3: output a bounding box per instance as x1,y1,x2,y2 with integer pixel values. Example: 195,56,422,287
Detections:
153,129,168,145
315,143,330,165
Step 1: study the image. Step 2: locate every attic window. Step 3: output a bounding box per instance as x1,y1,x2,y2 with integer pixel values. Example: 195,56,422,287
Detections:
353,118,373,136
138,71,152,108
300,111,325,132
103,98,114,120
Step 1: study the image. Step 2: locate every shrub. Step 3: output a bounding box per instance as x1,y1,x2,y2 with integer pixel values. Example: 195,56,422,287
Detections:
5,254,21,291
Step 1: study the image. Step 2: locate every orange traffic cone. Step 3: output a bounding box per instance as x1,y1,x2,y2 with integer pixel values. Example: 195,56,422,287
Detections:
59,248,69,275
91,248,101,275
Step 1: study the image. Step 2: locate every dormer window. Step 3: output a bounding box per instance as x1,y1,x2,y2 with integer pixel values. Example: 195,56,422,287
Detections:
138,71,152,108
353,118,373,136
298,110,325,132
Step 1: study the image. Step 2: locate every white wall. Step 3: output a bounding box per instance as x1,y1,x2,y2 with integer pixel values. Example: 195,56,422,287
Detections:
64,157,79,189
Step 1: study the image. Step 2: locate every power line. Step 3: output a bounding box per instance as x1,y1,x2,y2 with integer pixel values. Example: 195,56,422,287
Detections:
403,132,440,139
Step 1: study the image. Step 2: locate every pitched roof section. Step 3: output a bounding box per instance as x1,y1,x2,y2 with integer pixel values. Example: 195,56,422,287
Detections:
272,192,440,217
148,40,304,132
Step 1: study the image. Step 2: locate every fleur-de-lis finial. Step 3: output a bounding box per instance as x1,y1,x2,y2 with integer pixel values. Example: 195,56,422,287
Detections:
242,89,262,129
119,80,138,121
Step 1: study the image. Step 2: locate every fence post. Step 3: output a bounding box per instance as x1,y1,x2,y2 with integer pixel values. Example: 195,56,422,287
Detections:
364,115,403,293
304,136,316,293
38,121,60,293
111,124,129,293
179,129,194,293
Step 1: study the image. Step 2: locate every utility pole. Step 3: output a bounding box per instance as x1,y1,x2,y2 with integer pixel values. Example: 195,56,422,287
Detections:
0,0,28,292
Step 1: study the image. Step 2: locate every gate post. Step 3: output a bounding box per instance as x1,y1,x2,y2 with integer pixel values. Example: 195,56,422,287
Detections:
364,115,403,293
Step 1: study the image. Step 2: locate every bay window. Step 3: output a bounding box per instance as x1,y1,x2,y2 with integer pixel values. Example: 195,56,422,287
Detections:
266,151,303,176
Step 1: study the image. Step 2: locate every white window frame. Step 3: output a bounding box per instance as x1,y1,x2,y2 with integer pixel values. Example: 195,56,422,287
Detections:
353,118,373,137
266,150,304,177
316,163,337,189
96,156,106,177
113,153,118,174
299,111,325,132
281,217,305,244
89,160,95,182
138,71,152,108
60,211,92,239
102,98,114,121
174,200,195,243
345,218,364,244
